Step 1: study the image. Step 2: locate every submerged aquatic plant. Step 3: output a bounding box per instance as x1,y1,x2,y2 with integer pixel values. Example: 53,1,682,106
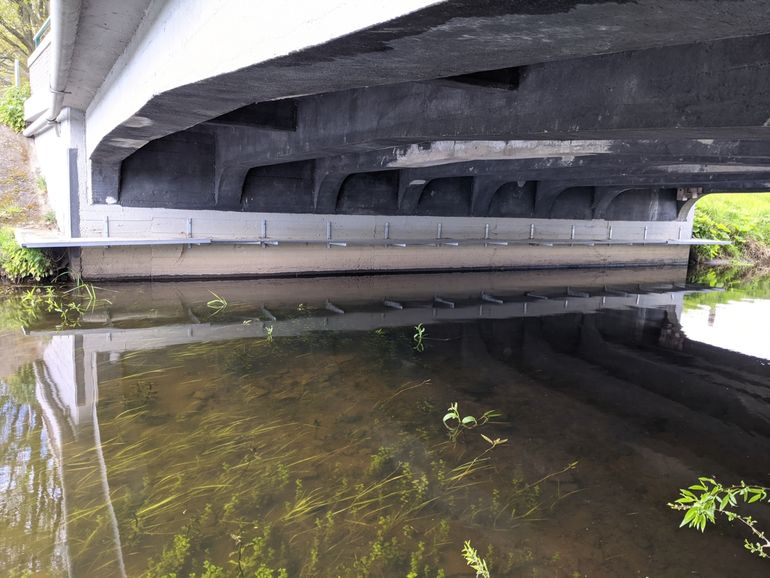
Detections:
82,334,581,577
413,323,426,352
449,434,509,484
206,291,228,316
462,540,491,578
443,402,501,443
669,477,770,559
13,276,111,328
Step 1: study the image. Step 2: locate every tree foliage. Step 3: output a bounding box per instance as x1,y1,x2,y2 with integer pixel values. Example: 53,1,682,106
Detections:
0,0,47,86
0,83,28,130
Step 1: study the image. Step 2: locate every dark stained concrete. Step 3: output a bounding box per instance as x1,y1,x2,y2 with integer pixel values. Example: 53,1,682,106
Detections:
91,0,770,164
90,1,770,229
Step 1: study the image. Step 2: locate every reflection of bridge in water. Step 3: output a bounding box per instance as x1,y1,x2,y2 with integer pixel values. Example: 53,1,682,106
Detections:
34,335,126,577
35,272,695,352
30,269,770,576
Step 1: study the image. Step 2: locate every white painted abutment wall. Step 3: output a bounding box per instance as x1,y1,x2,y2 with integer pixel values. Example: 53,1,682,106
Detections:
69,206,692,279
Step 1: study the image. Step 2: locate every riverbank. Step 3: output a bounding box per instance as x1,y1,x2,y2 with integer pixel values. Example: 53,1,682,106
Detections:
0,125,57,282
691,193,770,265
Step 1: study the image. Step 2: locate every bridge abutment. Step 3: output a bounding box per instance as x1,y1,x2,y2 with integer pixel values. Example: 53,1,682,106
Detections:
21,0,770,278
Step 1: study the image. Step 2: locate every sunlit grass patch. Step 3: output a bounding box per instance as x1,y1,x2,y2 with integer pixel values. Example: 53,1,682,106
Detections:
692,193,770,263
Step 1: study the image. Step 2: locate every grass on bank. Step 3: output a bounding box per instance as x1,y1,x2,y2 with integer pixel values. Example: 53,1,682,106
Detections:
692,193,770,264
0,87,58,282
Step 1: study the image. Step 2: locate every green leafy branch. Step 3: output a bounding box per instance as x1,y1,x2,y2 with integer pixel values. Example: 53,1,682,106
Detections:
669,477,770,559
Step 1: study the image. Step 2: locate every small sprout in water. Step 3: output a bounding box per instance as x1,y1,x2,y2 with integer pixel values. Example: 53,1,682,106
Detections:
413,323,426,352
462,540,491,578
265,324,274,343
443,402,502,442
481,433,508,449
206,291,228,316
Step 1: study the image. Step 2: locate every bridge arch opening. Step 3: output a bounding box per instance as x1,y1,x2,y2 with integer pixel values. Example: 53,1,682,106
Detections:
414,177,473,216
487,181,535,218
241,161,314,213
549,187,594,220
605,188,678,222
336,171,399,215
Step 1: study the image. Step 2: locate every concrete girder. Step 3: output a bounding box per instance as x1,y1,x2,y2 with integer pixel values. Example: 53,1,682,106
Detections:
287,160,770,221
255,143,770,181
112,130,770,215
592,187,637,219
397,170,429,213
534,182,573,218
315,174,347,213
471,177,511,217
195,138,770,212
272,148,770,188
214,167,250,210
87,1,770,164
700,183,770,194
216,136,770,178
204,34,770,176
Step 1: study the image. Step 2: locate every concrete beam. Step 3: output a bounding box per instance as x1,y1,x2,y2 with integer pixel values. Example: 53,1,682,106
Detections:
207,30,770,172
133,134,770,212
255,143,770,183
86,0,770,164
534,181,573,218
55,0,152,111
471,177,509,217
592,187,635,219
74,243,691,280
109,130,770,215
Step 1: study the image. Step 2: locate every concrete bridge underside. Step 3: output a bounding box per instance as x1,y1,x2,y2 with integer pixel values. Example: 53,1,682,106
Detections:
24,0,770,278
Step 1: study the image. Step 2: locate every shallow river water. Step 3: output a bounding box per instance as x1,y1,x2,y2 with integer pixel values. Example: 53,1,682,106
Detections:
1,266,769,577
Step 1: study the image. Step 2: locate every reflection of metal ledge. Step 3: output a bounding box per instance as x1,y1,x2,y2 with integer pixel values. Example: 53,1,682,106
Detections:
26,267,704,353
30,290,692,355
74,266,696,316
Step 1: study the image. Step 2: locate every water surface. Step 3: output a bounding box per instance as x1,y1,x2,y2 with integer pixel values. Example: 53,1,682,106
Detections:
1,267,769,577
